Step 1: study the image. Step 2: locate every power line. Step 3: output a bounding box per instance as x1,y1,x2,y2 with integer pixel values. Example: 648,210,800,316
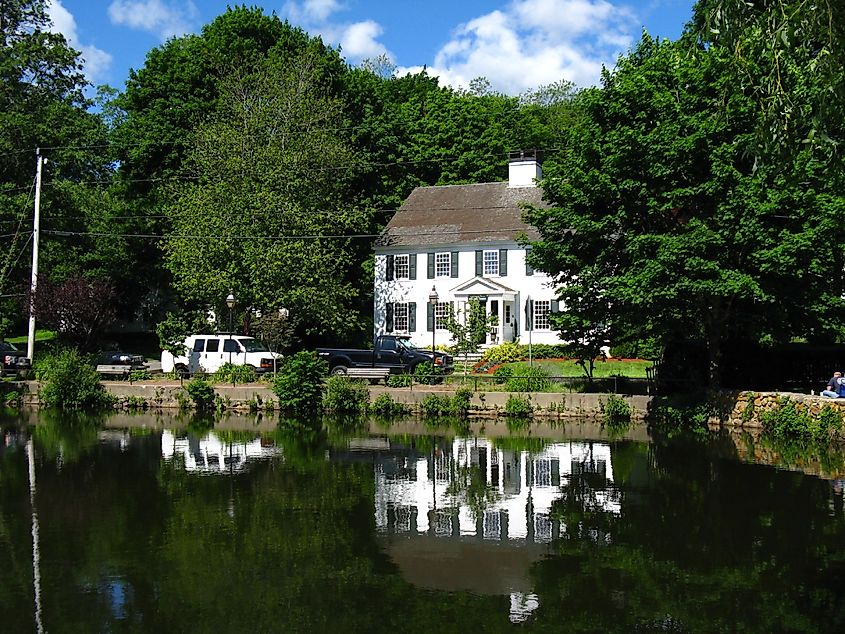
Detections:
40,202,545,225
43,227,533,241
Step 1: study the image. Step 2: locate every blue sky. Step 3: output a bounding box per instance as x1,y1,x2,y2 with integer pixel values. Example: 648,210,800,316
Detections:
47,0,695,94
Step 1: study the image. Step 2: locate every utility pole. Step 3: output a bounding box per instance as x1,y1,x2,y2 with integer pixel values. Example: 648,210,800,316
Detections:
27,150,43,361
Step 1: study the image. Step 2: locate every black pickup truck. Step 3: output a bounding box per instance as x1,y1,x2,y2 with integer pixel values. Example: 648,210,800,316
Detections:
317,335,454,376
1,341,32,377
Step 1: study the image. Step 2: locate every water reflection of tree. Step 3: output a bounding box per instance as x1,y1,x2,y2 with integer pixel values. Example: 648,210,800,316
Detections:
445,465,501,522
531,438,845,632
550,470,617,541
32,410,103,463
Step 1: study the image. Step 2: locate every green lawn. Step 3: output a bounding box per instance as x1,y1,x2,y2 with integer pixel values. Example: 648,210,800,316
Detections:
5,330,56,345
505,359,652,378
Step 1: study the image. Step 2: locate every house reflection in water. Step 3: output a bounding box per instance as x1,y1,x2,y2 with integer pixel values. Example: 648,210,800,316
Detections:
364,437,621,621
374,438,620,541
160,430,281,473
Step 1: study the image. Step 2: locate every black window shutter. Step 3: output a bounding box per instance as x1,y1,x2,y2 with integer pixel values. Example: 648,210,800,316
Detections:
499,249,508,276
475,250,483,276
525,249,534,276
386,303,394,331
427,302,434,331
451,252,459,278
386,255,394,281
427,252,435,279
551,300,560,313
408,302,416,331
409,254,417,280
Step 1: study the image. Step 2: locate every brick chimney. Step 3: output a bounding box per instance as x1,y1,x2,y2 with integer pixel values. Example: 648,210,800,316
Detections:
508,150,542,188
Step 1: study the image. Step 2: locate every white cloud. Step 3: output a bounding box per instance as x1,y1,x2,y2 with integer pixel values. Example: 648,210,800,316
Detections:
397,0,637,93
282,0,344,24
340,21,388,59
282,0,393,64
107,0,199,40
46,0,113,83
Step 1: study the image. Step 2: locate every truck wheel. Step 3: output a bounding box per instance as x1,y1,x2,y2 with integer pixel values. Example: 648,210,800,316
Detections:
330,365,348,376
175,364,190,379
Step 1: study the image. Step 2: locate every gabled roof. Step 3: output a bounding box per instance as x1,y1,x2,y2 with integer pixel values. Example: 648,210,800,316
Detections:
376,181,547,249
450,276,516,295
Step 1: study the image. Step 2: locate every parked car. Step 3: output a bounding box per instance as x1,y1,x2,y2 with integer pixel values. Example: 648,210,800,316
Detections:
161,334,282,378
0,341,32,377
96,350,148,370
317,335,454,376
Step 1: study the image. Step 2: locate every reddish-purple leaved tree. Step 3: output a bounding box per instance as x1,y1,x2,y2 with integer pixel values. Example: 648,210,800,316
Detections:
31,275,117,352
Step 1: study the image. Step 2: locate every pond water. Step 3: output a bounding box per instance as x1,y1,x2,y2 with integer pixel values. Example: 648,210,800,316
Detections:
1,411,844,633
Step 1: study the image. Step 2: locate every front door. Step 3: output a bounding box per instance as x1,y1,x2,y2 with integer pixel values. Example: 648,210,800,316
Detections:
502,302,515,342
488,300,499,345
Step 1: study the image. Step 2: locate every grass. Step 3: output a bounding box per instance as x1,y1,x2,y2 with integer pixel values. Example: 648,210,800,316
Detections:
6,330,56,345
507,359,652,379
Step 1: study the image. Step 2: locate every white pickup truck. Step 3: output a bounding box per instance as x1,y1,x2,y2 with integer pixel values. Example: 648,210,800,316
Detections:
161,334,282,377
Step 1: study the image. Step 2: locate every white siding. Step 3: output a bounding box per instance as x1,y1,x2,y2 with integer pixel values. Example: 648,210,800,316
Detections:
374,244,562,347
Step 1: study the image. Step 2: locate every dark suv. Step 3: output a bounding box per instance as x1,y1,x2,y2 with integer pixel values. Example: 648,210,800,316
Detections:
1,341,32,377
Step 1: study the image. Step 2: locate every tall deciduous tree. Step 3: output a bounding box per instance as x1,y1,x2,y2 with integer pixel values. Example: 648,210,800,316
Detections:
0,0,114,334
526,34,845,388
164,51,371,346
694,0,845,158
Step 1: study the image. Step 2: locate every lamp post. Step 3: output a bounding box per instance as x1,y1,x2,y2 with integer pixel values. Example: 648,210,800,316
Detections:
226,291,235,365
429,286,439,367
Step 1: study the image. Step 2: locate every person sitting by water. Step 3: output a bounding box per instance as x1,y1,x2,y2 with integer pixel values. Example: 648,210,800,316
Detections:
822,371,843,398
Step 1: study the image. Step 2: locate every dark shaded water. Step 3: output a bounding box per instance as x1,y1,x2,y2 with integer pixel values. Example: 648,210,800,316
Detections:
1,411,845,633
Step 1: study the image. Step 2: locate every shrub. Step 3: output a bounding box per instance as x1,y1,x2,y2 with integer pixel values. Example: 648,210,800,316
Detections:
520,343,567,359
386,373,413,388
370,392,410,417
37,348,113,409
272,351,327,413
506,365,552,392
762,398,843,445
504,394,532,417
185,377,216,410
322,376,370,413
761,398,813,441
452,387,473,417
610,338,661,360
420,393,452,417
414,361,442,385
601,394,631,427
493,364,514,384
213,362,257,385
481,341,523,364
128,368,153,382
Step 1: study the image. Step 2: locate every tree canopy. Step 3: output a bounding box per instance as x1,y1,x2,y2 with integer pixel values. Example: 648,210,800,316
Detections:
526,33,845,387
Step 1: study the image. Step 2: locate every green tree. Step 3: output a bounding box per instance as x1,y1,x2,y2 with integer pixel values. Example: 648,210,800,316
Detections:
526,34,845,388
443,298,497,378
163,51,371,345
0,0,113,331
694,0,845,157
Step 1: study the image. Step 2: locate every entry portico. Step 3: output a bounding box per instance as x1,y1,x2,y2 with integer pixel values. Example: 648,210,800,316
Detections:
449,276,517,346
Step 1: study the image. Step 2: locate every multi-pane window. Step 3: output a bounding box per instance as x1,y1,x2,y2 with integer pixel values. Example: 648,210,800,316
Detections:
435,252,451,277
483,250,499,276
394,254,410,279
394,302,409,332
434,301,451,329
534,300,550,330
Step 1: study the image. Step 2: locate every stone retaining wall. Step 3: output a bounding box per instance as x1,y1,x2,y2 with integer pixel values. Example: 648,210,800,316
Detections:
714,390,845,428
15,380,652,419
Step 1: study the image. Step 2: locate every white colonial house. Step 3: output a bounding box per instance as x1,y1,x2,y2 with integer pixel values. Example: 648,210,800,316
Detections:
374,153,561,348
